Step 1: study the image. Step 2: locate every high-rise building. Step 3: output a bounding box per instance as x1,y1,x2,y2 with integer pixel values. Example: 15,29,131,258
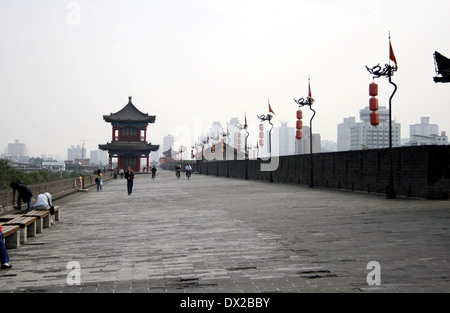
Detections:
408,117,448,145
7,140,28,159
338,106,401,151
90,150,108,165
273,121,295,156
337,117,356,151
295,126,321,155
162,134,174,152
67,145,86,161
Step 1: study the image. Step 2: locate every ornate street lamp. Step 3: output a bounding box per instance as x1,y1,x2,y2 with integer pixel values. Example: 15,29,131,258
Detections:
294,76,316,187
365,34,398,198
234,114,249,179
257,100,275,182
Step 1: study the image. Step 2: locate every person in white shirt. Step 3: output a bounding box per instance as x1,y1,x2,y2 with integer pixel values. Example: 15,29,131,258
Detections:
33,192,55,224
33,192,52,210
185,164,192,179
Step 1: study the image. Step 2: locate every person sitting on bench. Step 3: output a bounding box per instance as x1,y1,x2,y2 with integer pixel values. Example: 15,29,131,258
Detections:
0,226,12,269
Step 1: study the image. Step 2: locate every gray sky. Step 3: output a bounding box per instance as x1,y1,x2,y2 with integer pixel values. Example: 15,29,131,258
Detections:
1,0,449,159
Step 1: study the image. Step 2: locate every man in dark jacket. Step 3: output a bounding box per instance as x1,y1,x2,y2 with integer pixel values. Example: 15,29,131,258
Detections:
124,166,135,195
10,181,33,212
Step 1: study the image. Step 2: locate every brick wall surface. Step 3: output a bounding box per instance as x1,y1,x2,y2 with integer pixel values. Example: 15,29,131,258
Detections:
0,174,113,212
191,145,450,199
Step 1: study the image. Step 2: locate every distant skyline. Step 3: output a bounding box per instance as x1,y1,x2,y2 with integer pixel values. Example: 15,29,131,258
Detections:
1,0,449,158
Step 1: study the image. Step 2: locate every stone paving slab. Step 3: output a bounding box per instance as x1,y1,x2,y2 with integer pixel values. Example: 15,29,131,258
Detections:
1,170,449,293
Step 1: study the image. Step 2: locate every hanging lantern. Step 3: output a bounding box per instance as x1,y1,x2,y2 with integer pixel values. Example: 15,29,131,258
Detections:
369,97,378,111
296,130,303,140
369,82,378,97
259,139,264,147
296,120,303,130
238,138,242,145
211,143,215,154
259,132,264,139
370,111,379,126
297,109,303,119
259,123,264,131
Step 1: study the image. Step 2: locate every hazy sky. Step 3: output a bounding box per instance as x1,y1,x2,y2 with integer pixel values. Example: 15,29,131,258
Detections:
1,0,449,159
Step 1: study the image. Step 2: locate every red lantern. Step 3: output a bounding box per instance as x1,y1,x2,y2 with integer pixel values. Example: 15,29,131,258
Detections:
296,120,303,130
296,109,303,119
259,132,264,139
259,139,264,147
370,112,379,126
369,82,378,97
238,138,242,144
296,130,303,140
211,143,215,154
369,97,378,111
259,123,264,131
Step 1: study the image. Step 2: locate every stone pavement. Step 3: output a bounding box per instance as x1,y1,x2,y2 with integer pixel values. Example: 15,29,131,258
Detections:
1,169,450,293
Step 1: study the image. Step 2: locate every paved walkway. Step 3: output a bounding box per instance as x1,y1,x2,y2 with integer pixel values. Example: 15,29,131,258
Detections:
1,170,449,293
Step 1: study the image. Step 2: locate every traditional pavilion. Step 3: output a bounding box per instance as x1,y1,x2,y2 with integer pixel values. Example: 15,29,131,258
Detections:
99,96,159,172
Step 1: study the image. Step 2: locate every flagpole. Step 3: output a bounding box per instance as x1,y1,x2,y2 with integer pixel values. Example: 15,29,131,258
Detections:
387,32,397,198
365,33,398,198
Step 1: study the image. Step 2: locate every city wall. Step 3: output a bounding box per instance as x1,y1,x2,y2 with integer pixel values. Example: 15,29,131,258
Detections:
0,174,113,213
186,145,450,199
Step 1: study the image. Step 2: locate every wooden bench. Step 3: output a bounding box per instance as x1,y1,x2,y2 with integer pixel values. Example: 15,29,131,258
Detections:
1,224,20,249
5,216,37,244
22,210,51,233
0,214,18,223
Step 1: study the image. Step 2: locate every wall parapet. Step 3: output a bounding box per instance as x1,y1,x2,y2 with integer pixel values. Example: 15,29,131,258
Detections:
193,145,450,199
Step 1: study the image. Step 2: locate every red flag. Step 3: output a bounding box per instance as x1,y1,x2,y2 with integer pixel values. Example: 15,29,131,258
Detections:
308,80,312,99
268,100,275,115
389,40,398,70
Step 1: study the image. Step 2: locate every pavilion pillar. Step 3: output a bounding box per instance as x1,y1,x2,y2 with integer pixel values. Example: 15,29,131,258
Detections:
147,155,150,172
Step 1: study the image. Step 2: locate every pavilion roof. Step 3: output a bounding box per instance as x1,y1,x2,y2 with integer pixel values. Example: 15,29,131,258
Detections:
103,97,156,123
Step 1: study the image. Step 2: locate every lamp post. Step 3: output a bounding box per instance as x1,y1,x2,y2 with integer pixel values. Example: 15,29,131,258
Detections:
234,116,249,180
257,110,274,183
221,129,230,177
365,34,398,198
293,77,316,187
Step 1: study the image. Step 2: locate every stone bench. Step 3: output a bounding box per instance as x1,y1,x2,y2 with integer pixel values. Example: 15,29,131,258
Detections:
54,206,61,222
22,210,51,233
4,216,37,244
0,224,20,249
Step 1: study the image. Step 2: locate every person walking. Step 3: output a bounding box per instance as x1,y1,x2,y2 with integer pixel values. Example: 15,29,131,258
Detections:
10,181,33,212
96,171,103,191
125,166,135,195
151,165,157,180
